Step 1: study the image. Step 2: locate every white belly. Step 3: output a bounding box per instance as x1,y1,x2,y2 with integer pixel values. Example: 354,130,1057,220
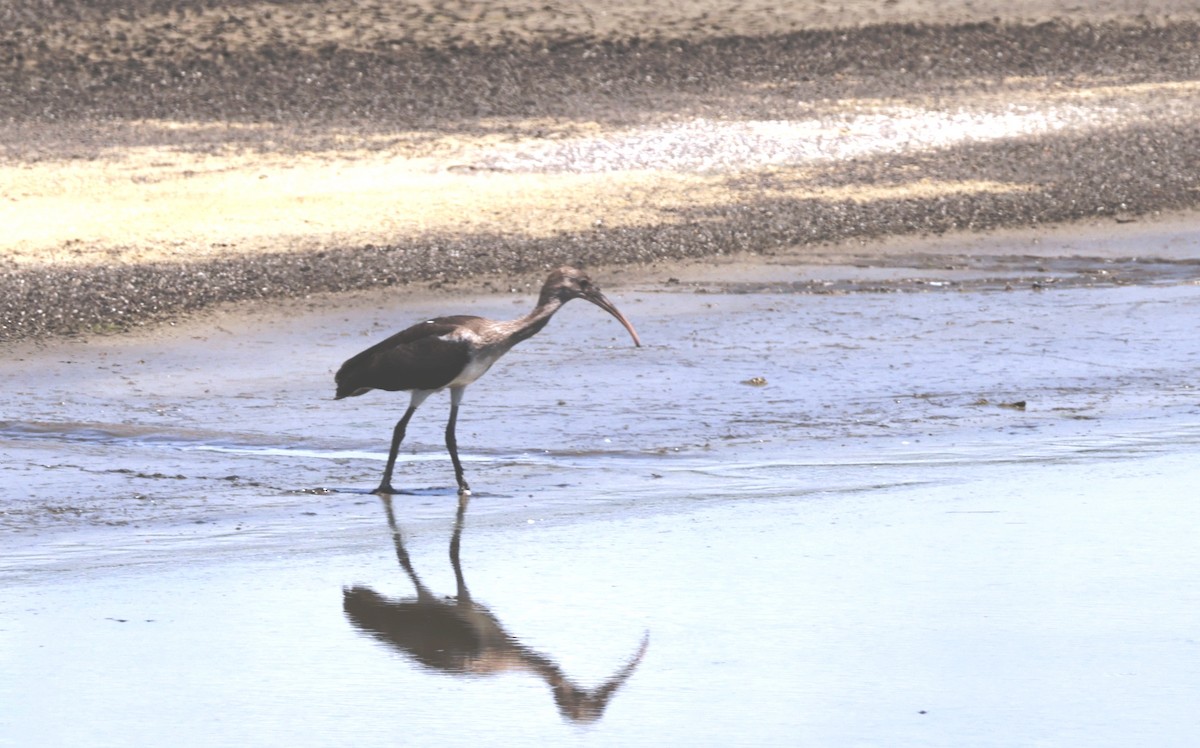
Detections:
444,331,514,388
440,326,520,390
449,353,500,388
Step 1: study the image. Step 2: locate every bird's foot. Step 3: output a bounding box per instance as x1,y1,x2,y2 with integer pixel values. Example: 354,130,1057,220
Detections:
373,483,400,495
457,482,472,496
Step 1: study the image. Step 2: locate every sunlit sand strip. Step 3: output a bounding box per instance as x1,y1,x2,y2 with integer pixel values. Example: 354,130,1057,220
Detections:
1,145,1027,268
476,105,1115,174
477,79,1200,174
7,79,1191,268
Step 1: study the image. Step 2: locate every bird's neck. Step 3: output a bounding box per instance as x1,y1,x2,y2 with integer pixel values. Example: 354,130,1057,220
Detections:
505,297,564,346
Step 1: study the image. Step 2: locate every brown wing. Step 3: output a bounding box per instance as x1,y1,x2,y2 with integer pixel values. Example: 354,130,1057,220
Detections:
334,317,476,398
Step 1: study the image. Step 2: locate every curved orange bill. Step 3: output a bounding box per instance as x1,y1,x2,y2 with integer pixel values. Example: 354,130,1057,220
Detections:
585,290,642,347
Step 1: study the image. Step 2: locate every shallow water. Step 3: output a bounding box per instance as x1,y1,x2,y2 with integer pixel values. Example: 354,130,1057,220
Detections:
3,225,1200,745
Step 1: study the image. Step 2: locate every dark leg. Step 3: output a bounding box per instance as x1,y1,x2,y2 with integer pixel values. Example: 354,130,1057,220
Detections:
376,405,417,494
450,493,471,603
446,388,470,494
381,495,435,600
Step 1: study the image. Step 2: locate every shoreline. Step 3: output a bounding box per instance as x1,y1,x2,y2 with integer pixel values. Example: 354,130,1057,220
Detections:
5,211,1199,538
6,204,1200,347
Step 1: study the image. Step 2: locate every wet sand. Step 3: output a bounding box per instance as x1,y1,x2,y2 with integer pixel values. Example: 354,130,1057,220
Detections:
4,212,1199,533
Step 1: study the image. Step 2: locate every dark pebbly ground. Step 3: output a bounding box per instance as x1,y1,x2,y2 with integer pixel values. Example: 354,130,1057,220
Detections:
2,2,1200,340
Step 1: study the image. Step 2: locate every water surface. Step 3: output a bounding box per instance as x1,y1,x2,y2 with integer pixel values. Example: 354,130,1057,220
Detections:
3,226,1200,746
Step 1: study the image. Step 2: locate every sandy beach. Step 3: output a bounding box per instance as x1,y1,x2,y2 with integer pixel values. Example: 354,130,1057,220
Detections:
4,1,1200,745
3,0,1200,338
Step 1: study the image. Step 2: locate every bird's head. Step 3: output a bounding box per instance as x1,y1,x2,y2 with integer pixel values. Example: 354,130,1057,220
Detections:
541,266,642,347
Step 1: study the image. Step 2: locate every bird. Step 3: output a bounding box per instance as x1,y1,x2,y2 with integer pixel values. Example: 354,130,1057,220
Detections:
334,266,642,495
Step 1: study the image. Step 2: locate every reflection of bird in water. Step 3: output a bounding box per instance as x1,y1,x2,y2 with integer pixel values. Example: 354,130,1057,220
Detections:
343,495,649,724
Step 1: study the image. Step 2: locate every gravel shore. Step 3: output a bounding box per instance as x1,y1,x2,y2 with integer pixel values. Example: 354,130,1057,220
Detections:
3,2,1200,340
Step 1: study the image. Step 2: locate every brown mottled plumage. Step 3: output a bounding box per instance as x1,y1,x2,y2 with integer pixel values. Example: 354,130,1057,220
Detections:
335,266,641,494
